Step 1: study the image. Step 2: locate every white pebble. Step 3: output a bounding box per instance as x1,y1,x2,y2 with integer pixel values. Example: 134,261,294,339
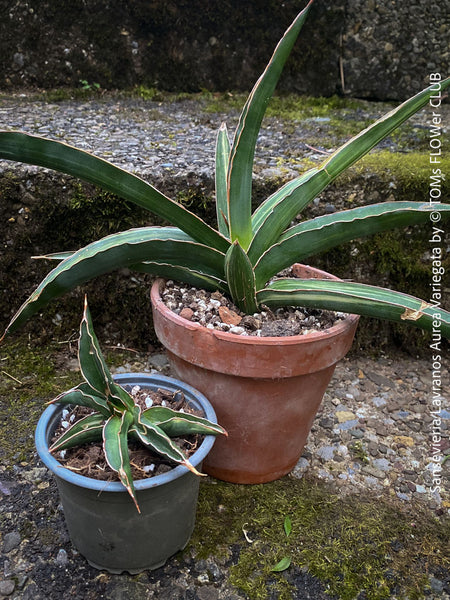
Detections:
131,385,141,395
229,326,245,335
337,445,349,456
62,409,69,419
59,450,67,459
145,396,153,408
143,464,155,473
161,400,167,407
61,420,70,429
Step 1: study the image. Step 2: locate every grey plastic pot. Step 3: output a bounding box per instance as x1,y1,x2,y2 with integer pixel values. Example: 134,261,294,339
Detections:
35,373,218,574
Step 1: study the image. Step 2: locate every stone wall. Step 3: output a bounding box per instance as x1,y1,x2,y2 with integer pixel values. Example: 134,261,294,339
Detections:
342,0,447,100
1,0,448,100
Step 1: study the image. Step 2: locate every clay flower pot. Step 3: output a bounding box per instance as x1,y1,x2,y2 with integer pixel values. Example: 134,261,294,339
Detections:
151,264,359,484
35,373,219,574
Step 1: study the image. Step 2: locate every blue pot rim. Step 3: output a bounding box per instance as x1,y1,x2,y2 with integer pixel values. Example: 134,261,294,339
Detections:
35,373,218,492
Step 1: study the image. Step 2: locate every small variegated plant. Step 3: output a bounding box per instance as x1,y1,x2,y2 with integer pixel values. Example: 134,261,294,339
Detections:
0,0,450,339
49,296,226,512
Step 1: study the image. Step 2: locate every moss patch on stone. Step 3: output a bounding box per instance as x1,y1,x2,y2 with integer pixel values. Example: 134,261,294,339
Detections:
192,478,449,600
339,151,450,199
0,335,127,466
204,93,430,150
0,337,72,464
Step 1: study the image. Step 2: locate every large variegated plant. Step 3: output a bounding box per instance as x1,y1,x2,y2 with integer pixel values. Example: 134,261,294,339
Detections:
1,0,450,339
49,296,226,512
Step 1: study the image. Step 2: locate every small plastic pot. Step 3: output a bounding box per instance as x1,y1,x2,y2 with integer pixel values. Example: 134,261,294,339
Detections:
35,373,218,574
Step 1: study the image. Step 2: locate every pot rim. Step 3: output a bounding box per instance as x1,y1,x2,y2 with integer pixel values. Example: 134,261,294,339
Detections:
151,264,359,347
35,373,218,493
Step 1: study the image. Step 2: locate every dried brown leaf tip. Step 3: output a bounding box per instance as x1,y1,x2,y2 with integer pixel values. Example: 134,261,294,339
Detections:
400,301,431,321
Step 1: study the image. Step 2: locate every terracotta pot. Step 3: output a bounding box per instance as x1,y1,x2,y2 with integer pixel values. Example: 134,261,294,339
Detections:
151,264,359,484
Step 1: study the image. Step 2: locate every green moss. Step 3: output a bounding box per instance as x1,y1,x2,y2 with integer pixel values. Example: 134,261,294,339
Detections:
41,87,104,102
192,478,449,600
68,182,143,237
204,92,366,117
349,441,370,464
0,335,143,467
0,336,78,465
202,92,434,151
341,151,450,197
130,85,167,102
175,188,217,224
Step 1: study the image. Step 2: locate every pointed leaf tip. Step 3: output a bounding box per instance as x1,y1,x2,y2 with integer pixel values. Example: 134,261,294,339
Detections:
183,460,207,477
118,467,141,513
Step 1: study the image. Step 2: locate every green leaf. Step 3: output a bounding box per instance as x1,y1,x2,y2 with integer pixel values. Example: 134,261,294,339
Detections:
133,413,204,476
215,122,231,237
131,263,228,293
141,405,227,437
79,298,134,412
1,227,226,339
103,411,139,511
250,77,450,259
39,255,230,293
284,516,292,537
225,241,258,313
258,278,450,337
248,168,324,263
271,557,291,572
0,131,228,253
49,412,105,452
227,1,313,249
49,383,111,417
254,202,450,286
78,299,112,397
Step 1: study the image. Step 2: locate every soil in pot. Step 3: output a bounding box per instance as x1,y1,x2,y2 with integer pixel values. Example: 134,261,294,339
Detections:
159,267,347,338
52,385,203,481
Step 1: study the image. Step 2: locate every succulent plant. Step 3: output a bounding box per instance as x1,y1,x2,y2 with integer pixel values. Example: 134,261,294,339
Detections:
49,296,226,511
0,0,449,339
